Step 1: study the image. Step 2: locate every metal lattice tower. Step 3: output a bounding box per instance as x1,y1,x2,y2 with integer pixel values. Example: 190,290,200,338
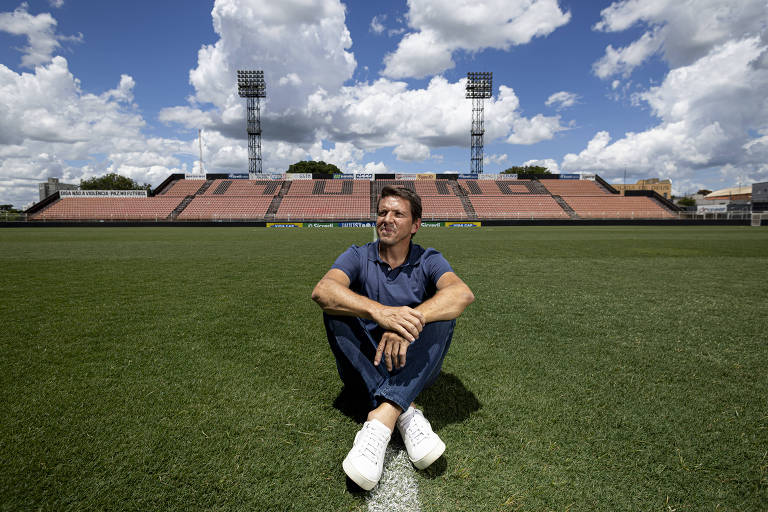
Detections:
237,70,266,174
466,72,492,174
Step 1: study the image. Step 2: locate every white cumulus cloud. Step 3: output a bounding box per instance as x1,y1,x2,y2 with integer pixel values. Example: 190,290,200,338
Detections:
382,0,571,79
0,56,190,206
0,3,81,68
567,1,768,191
545,91,579,109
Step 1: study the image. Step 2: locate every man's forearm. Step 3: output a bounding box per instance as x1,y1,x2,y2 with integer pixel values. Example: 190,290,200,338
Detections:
415,283,475,324
311,277,380,319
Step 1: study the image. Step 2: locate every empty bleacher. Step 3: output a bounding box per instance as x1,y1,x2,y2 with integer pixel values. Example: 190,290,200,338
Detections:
561,196,676,219
202,179,282,196
159,180,208,196
540,180,609,196
31,197,183,220
177,196,273,220
26,176,679,222
275,179,370,220
458,180,540,195
468,195,570,219
276,196,370,220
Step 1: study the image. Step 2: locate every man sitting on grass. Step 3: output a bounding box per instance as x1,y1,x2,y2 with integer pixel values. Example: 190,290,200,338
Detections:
311,185,475,490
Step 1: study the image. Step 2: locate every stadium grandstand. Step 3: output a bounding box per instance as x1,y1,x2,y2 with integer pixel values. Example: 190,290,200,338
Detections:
26,172,680,222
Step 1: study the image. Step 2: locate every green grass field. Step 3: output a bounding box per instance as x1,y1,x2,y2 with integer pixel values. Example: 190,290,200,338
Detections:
1,226,767,511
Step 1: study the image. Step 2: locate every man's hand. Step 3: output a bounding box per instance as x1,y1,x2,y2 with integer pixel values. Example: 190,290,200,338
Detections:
371,306,425,342
374,331,412,371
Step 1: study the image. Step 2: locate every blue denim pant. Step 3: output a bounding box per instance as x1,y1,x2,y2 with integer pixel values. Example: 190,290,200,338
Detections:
324,313,455,412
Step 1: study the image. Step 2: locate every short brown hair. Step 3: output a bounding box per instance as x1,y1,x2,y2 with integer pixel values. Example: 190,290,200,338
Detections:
377,185,422,221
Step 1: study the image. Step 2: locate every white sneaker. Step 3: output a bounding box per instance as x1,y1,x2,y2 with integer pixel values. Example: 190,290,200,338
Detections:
397,407,445,470
342,419,391,490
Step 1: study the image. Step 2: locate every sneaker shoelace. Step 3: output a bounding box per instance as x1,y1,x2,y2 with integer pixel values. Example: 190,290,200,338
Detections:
358,424,389,464
404,413,430,444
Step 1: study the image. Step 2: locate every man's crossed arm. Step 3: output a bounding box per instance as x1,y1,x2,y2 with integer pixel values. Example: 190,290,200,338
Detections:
311,269,474,371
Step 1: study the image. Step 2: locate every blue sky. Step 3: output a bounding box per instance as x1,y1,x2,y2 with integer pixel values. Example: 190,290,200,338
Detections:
1,0,767,207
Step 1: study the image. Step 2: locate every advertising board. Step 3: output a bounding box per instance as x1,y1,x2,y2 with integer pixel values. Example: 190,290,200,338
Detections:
444,221,481,227
267,222,303,227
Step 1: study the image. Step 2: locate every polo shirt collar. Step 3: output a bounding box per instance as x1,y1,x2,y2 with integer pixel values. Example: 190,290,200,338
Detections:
368,240,420,268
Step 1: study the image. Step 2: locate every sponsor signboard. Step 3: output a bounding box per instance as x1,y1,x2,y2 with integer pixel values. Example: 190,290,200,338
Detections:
395,174,417,180
697,204,727,213
60,190,148,197
339,221,376,227
355,173,373,180
249,173,283,180
267,222,303,227
497,174,518,180
560,173,580,180
334,173,355,179
445,221,481,227
458,173,478,179
420,222,444,227
185,174,206,180
581,173,596,181
305,222,335,228
416,173,436,180
478,174,498,180
228,173,249,179
286,173,312,180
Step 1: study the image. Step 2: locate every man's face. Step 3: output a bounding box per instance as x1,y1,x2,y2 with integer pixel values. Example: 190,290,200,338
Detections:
376,195,420,246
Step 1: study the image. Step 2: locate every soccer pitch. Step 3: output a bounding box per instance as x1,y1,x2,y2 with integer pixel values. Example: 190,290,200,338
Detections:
1,226,766,511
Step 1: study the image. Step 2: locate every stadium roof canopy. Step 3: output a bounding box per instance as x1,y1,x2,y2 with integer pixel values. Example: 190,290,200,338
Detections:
705,185,752,199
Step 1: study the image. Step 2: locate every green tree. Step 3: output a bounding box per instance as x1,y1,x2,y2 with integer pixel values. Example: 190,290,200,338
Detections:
0,204,15,212
80,173,151,191
696,189,712,196
501,165,551,175
677,197,696,207
287,160,341,175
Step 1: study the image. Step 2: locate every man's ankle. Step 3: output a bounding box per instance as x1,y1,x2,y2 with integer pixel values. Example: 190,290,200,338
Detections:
366,401,403,432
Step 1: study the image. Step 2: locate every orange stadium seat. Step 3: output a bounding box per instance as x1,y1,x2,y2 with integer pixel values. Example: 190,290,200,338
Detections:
276,196,370,220
31,197,183,220
561,196,676,219
177,196,273,220
541,180,610,196
468,195,569,219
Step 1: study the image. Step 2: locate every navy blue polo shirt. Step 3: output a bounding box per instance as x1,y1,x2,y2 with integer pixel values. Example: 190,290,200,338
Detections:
331,241,453,324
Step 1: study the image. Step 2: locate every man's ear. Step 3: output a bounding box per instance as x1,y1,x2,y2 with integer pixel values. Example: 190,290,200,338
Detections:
411,218,421,235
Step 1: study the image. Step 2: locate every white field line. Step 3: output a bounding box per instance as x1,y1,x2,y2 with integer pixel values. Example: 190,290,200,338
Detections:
366,443,421,512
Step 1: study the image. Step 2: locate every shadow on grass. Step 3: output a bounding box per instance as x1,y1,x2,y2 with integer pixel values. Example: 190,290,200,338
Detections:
332,372,481,431
418,372,481,431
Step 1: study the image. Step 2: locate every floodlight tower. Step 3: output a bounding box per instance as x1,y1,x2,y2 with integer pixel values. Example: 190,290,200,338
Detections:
466,72,492,174
237,70,266,174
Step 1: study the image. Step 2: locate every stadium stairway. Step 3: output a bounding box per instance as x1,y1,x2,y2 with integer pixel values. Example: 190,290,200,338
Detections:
195,179,215,195
528,179,550,195
212,180,232,194
167,195,194,220
449,181,478,219
552,195,580,219
369,181,377,219
265,181,291,219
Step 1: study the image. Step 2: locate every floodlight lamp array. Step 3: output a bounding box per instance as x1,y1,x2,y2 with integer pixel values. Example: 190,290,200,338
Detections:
237,70,266,98
466,71,492,99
